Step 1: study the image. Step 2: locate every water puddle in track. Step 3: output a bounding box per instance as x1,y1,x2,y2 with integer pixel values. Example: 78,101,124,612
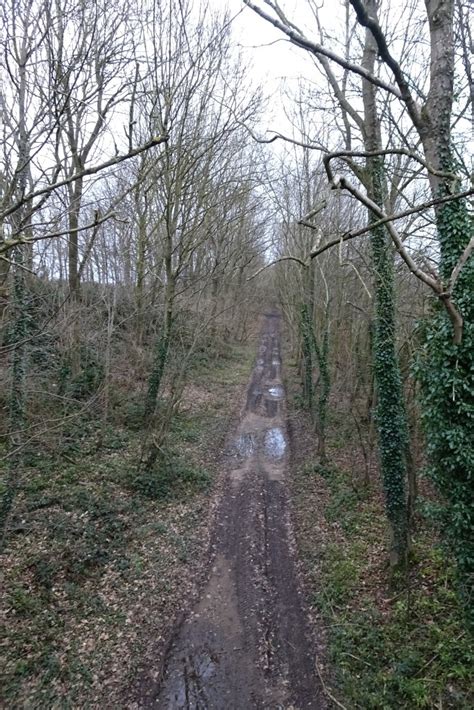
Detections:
151,312,322,709
234,432,256,459
264,427,287,459
170,652,218,706
158,555,246,707
267,385,284,399
265,399,278,417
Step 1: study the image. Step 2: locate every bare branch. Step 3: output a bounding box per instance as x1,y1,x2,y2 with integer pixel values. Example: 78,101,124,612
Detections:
236,119,325,151
318,175,467,343
448,235,474,294
324,149,455,181
348,0,423,127
1,135,168,222
242,1,403,99
1,211,119,255
247,254,308,281
307,188,474,254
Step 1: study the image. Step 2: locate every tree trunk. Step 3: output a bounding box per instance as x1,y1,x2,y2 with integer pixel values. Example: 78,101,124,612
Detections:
144,271,175,421
68,177,83,298
135,207,147,344
0,245,28,543
362,2,409,569
314,311,330,463
300,302,314,415
0,37,31,542
417,0,474,607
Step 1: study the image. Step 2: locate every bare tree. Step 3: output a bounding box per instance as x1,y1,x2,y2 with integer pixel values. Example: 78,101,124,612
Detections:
244,0,473,592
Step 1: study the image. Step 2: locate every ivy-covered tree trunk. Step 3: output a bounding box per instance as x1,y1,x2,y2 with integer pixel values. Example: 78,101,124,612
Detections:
67,176,83,299
313,310,330,462
417,190,473,607
300,301,314,414
367,193,409,568
362,4,409,568
0,45,30,541
0,246,28,542
135,186,148,345
412,0,474,611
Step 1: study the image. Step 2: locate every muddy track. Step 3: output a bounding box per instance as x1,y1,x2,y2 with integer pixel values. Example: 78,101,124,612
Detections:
151,312,323,709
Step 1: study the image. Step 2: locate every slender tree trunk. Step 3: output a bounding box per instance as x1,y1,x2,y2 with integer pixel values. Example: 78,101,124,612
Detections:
99,287,116,447
0,35,31,543
144,269,175,421
135,207,147,344
0,245,28,543
313,309,330,463
0,225,10,319
68,177,83,298
300,301,314,415
362,3,409,568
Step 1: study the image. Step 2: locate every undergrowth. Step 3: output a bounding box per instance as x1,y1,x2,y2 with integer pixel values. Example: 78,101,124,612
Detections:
129,449,210,500
318,467,471,708
291,387,473,709
0,338,255,707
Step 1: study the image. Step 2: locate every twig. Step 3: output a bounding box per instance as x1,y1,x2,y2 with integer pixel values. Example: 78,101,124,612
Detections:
243,0,402,98
341,651,373,668
315,660,348,710
1,133,168,222
325,148,454,179
0,255,37,275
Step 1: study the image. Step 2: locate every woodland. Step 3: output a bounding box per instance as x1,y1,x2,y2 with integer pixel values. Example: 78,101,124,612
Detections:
0,0,473,707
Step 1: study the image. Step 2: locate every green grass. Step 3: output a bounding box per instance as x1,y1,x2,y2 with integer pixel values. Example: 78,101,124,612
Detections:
298,463,473,709
325,569,473,708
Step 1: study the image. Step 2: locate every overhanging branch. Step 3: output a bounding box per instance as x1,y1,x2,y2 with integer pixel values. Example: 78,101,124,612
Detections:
1,134,168,222
243,0,402,99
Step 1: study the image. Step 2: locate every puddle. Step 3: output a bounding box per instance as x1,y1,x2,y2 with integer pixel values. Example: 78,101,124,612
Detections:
168,652,217,706
264,427,287,459
265,399,278,417
234,432,255,459
247,387,262,412
157,555,245,706
267,385,284,399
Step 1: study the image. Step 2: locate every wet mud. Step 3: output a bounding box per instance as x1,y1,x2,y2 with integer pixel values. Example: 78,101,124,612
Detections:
150,311,323,709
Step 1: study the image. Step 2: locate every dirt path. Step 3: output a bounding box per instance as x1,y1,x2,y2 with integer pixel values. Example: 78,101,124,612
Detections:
153,312,323,709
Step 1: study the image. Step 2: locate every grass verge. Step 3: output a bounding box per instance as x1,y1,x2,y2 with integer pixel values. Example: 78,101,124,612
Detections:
286,359,473,710
1,341,255,707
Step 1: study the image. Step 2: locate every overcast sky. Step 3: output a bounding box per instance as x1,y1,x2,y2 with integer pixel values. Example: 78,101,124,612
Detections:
206,0,357,144
209,1,329,134
209,1,473,162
